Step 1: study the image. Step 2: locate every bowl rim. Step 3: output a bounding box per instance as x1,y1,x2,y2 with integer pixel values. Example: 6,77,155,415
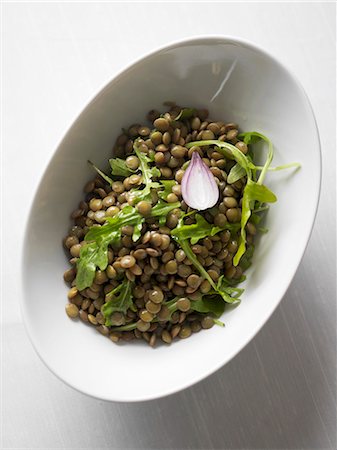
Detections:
20,34,322,402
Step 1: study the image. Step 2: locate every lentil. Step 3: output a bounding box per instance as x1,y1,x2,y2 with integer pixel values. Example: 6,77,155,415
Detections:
161,330,172,344
177,297,191,312
226,208,241,223
120,255,136,268
65,303,79,318
201,316,214,329
179,325,192,339
154,117,169,132
140,310,154,323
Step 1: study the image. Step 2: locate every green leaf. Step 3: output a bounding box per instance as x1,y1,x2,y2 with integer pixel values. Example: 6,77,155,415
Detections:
233,179,277,265
190,294,226,317
85,206,142,241
134,142,161,184
239,132,262,145
109,158,135,177
112,293,227,329
150,200,181,218
237,132,274,185
132,221,143,242
174,236,216,288
172,224,243,304
189,135,299,181
75,199,181,291
110,322,137,332
174,108,196,121
75,206,144,290
158,180,177,200
213,318,225,327
216,286,242,304
88,161,113,186
217,276,244,299
186,140,253,179
250,213,262,225
186,135,275,185
101,279,134,325
219,274,247,287
164,293,226,320
252,204,270,214
132,141,161,201
171,213,240,245
227,163,246,184
247,181,277,203
108,205,145,243
76,242,104,291
84,223,117,242
130,182,162,203
186,135,277,266
250,203,270,226
258,162,302,172
75,230,114,291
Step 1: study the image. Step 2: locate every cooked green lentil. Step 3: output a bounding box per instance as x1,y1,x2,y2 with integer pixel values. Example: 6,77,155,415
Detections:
63,103,278,346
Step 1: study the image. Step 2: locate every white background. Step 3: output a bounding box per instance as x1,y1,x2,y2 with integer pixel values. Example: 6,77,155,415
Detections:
2,2,336,449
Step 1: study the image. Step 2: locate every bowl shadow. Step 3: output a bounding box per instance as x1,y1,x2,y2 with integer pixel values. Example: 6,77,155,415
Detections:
77,255,336,449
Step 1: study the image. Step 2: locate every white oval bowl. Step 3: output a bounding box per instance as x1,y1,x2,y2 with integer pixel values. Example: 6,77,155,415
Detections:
21,36,321,402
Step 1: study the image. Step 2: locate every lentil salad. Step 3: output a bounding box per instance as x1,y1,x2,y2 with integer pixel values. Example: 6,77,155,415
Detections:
63,103,299,346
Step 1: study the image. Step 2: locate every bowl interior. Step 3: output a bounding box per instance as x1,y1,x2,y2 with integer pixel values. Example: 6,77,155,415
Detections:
22,37,320,401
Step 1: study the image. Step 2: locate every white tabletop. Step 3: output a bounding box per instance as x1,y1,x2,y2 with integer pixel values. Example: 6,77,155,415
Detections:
2,2,336,449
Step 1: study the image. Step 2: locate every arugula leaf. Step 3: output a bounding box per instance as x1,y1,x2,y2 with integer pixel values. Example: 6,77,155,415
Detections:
75,206,144,290
187,138,300,181
101,280,134,325
233,179,276,265
150,200,181,219
238,132,273,184
190,294,226,317
75,199,179,291
252,204,269,213
174,108,196,121
214,279,243,303
174,236,215,286
85,206,143,242
187,137,276,265
109,158,135,177
132,221,143,242
88,160,113,186
110,322,137,331
134,142,161,183
172,220,242,304
76,241,110,291
171,213,240,245
132,142,161,201
164,293,226,319
217,276,244,299
111,292,227,330
187,139,253,176
250,204,270,225
255,162,301,172
158,180,177,200
250,214,262,225
219,274,246,287
227,163,246,184
106,206,144,244
213,318,225,327
239,132,262,145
